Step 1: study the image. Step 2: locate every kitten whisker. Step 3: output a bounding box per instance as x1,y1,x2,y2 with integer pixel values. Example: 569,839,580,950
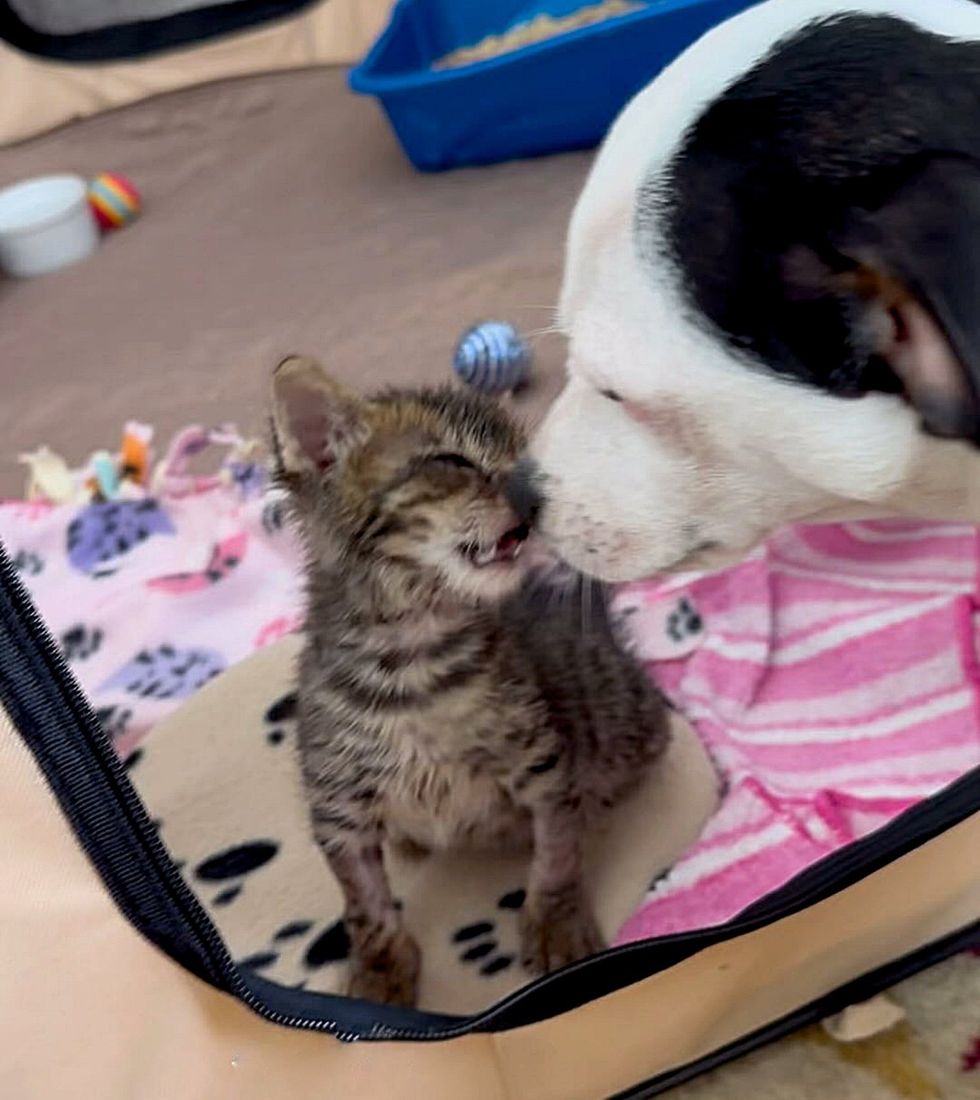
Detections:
523,323,565,344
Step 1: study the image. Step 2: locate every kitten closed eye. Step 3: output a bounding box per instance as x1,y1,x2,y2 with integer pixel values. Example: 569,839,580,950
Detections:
427,452,479,471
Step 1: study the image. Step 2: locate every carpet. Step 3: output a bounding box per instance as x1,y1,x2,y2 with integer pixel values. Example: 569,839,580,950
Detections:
0,66,579,498
671,952,980,1100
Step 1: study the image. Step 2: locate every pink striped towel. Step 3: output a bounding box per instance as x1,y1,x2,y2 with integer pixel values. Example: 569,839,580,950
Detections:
613,521,980,944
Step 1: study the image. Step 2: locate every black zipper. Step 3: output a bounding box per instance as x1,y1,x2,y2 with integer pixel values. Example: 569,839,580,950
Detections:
0,0,318,63
0,538,977,1046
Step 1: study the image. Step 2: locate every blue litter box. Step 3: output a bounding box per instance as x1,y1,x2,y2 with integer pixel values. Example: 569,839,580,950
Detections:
349,0,762,171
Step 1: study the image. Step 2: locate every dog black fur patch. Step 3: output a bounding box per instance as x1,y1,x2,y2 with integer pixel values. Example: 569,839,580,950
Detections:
648,14,980,398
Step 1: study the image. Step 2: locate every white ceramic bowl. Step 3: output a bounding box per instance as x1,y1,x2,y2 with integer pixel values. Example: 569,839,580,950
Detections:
0,174,99,278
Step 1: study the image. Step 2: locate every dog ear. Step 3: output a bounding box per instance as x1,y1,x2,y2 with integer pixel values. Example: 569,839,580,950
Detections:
270,355,368,477
827,156,980,442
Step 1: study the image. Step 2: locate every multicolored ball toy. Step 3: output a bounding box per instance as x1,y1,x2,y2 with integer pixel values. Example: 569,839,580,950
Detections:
453,320,531,394
86,172,141,230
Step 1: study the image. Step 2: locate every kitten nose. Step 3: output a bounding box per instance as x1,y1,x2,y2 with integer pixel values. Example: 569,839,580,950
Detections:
505,458,544,527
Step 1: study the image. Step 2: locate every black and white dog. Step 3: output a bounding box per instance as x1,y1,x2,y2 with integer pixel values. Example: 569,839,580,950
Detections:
514,0,980,582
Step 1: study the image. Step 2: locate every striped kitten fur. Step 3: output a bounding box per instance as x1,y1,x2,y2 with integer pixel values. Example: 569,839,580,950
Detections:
271,355,669,1007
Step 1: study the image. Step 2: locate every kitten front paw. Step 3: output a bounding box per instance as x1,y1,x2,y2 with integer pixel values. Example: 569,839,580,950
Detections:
519,895,604,975
347,930,421,1007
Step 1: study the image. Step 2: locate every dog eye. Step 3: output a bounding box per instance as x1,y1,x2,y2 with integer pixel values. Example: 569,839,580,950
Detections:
427,452,477,470
600,388,623,402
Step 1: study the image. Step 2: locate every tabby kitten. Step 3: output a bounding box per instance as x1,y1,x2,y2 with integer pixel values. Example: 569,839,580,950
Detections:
271,355,669,1007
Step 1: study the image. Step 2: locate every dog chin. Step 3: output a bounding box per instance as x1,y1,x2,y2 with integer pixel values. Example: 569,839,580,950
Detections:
542,530,749,583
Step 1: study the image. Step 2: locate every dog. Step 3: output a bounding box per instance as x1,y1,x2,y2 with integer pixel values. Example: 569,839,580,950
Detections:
508,0,980,583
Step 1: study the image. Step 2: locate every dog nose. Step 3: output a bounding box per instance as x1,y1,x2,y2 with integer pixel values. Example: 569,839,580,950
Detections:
505,458,544,527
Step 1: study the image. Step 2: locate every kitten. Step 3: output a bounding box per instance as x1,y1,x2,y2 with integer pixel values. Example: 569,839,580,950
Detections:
271,355,670,1007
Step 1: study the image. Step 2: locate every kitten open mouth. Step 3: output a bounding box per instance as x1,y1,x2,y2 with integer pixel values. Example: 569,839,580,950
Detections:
459,523,530,568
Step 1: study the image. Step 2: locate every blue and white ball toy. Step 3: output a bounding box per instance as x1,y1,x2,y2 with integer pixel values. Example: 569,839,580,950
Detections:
453,320,531,394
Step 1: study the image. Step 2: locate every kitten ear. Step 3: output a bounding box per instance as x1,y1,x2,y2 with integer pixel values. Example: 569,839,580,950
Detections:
271,355,367,476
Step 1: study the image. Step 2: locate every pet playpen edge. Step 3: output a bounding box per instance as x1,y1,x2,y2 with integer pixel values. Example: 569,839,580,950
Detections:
1,692,976,1099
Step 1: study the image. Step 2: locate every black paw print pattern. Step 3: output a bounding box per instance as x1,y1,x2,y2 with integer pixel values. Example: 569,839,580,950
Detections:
235,916,351,979
237,949,280,973
303,920,351,969
666,597,703,644
67,499,174,577
12,549,43,577
102,644,225,700
95,704,133,742
194,839,280,908
451,889,526,978
264,692,297,746
122,745,143,770
61,623,104,661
